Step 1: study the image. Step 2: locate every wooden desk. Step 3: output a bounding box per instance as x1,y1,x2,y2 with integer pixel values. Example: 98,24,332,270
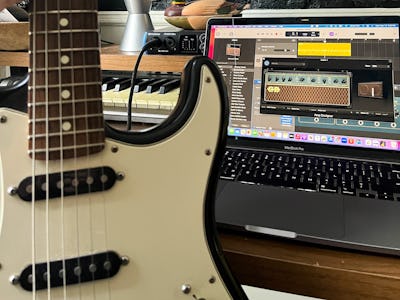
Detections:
1,48,400,299
0,45,192,72
220,230,400,299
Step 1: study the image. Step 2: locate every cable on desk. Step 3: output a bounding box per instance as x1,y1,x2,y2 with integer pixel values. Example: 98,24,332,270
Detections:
126,38,162,131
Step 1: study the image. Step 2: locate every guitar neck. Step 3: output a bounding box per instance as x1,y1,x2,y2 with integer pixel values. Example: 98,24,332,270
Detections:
27,0,105,160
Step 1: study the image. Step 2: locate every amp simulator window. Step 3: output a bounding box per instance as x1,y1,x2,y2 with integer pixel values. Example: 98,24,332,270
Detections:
208,20,400,151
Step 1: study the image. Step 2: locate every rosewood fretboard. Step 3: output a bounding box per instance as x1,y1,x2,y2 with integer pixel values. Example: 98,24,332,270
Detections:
28,0,105,160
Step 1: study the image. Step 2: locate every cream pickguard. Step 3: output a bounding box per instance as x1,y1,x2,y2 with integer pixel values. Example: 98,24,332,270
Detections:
0,0,247,298
0,61,246,299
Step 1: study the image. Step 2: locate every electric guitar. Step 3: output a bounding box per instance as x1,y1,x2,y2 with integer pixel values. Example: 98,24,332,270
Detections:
0,0,248,299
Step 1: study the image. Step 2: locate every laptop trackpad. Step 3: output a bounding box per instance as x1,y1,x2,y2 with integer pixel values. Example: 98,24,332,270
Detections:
216,182,345,239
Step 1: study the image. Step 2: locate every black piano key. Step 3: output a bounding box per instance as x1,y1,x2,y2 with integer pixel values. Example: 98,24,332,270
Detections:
114,78,132,92
102,78,126,92
159,78,181,94
102,77,113,84
133,78,158,93
146,79,170,93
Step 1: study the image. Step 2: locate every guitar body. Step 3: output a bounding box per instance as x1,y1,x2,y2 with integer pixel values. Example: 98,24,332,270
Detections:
0,57,247,299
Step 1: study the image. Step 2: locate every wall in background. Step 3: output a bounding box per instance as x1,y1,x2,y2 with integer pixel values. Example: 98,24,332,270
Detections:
97,0,400,11
151,0,400,10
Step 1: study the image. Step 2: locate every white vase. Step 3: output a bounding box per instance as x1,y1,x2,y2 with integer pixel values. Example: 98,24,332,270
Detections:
120,0,154,52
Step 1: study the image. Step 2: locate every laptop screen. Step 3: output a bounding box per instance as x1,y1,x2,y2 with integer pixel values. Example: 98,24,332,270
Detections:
205,16,400,156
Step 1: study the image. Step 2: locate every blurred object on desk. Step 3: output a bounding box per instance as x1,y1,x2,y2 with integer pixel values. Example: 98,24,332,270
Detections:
6,5,28,21
120,0,154,52
164,0,248,30
0,7,17,22
0,5,29,51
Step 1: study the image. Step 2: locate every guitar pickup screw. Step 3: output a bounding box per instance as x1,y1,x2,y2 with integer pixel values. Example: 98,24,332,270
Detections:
116,172,125,181
9,275,20,285
7,186,18,196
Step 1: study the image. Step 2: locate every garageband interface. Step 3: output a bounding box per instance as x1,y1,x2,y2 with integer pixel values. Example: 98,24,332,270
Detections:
208,23,400,151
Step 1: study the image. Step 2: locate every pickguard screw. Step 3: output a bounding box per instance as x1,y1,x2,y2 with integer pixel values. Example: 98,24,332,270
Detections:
205,77,211,83
116,172,125,181
205,149,212,156
0,115,7,123
9,275,20,285
111,145,119,153
121,256,130,266
181,284,192,294
7,186,18,196
209,276,216,284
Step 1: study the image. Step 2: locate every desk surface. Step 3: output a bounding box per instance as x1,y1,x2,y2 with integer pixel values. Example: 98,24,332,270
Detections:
0,45,192,72
1,48,400,299
220,230,400,299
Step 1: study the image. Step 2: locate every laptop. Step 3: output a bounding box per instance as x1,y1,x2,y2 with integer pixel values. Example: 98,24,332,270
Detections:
205,14,400,255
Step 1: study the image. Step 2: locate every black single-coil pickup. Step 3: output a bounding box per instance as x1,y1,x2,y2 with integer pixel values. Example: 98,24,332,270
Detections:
18,251,123,291
17,166,117,201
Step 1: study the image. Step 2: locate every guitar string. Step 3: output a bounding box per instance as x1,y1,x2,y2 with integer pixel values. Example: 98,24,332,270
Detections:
56,0,68,298
68,1,84,298
95,1,112,296
44,0,52,298
30,0,37,299
82,2,97,297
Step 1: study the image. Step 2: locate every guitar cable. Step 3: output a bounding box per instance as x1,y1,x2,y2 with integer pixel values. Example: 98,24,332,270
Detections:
126,38,163,131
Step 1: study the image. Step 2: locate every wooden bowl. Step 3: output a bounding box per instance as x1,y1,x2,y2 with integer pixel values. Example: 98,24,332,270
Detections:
164,14,232,30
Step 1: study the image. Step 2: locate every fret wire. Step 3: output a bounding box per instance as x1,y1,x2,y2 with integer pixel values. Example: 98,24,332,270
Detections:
29,113,104,123
29,10,97,15
28,143,106,153
34,47,100,53
34,65,101,72
28,98,101,107
33,29,100,34
29,81,102,89
28,128,104,139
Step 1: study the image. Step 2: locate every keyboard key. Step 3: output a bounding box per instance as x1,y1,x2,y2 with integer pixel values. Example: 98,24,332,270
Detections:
342,187,356,196
378,193,394,201
320,184,338,193
359,192,376,199
219,148,398,200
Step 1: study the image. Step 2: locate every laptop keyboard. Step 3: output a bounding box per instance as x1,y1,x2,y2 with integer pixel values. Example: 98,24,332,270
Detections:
220,148,400,201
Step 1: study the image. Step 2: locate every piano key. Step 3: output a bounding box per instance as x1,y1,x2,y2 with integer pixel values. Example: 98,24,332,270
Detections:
133,78,158,93
114,78,132,92
102,72,181,123
102,77,126,92
160,78,181,94
102,90,115,107
146,78,170,93
113,89,132,108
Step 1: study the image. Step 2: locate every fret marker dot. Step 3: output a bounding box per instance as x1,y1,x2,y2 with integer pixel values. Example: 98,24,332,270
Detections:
61,55,70,65
59,18,69,27
62,121,72,132
61,90,71,99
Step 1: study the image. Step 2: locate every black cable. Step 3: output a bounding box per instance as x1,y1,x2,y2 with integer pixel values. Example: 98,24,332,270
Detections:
126,38,162,131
